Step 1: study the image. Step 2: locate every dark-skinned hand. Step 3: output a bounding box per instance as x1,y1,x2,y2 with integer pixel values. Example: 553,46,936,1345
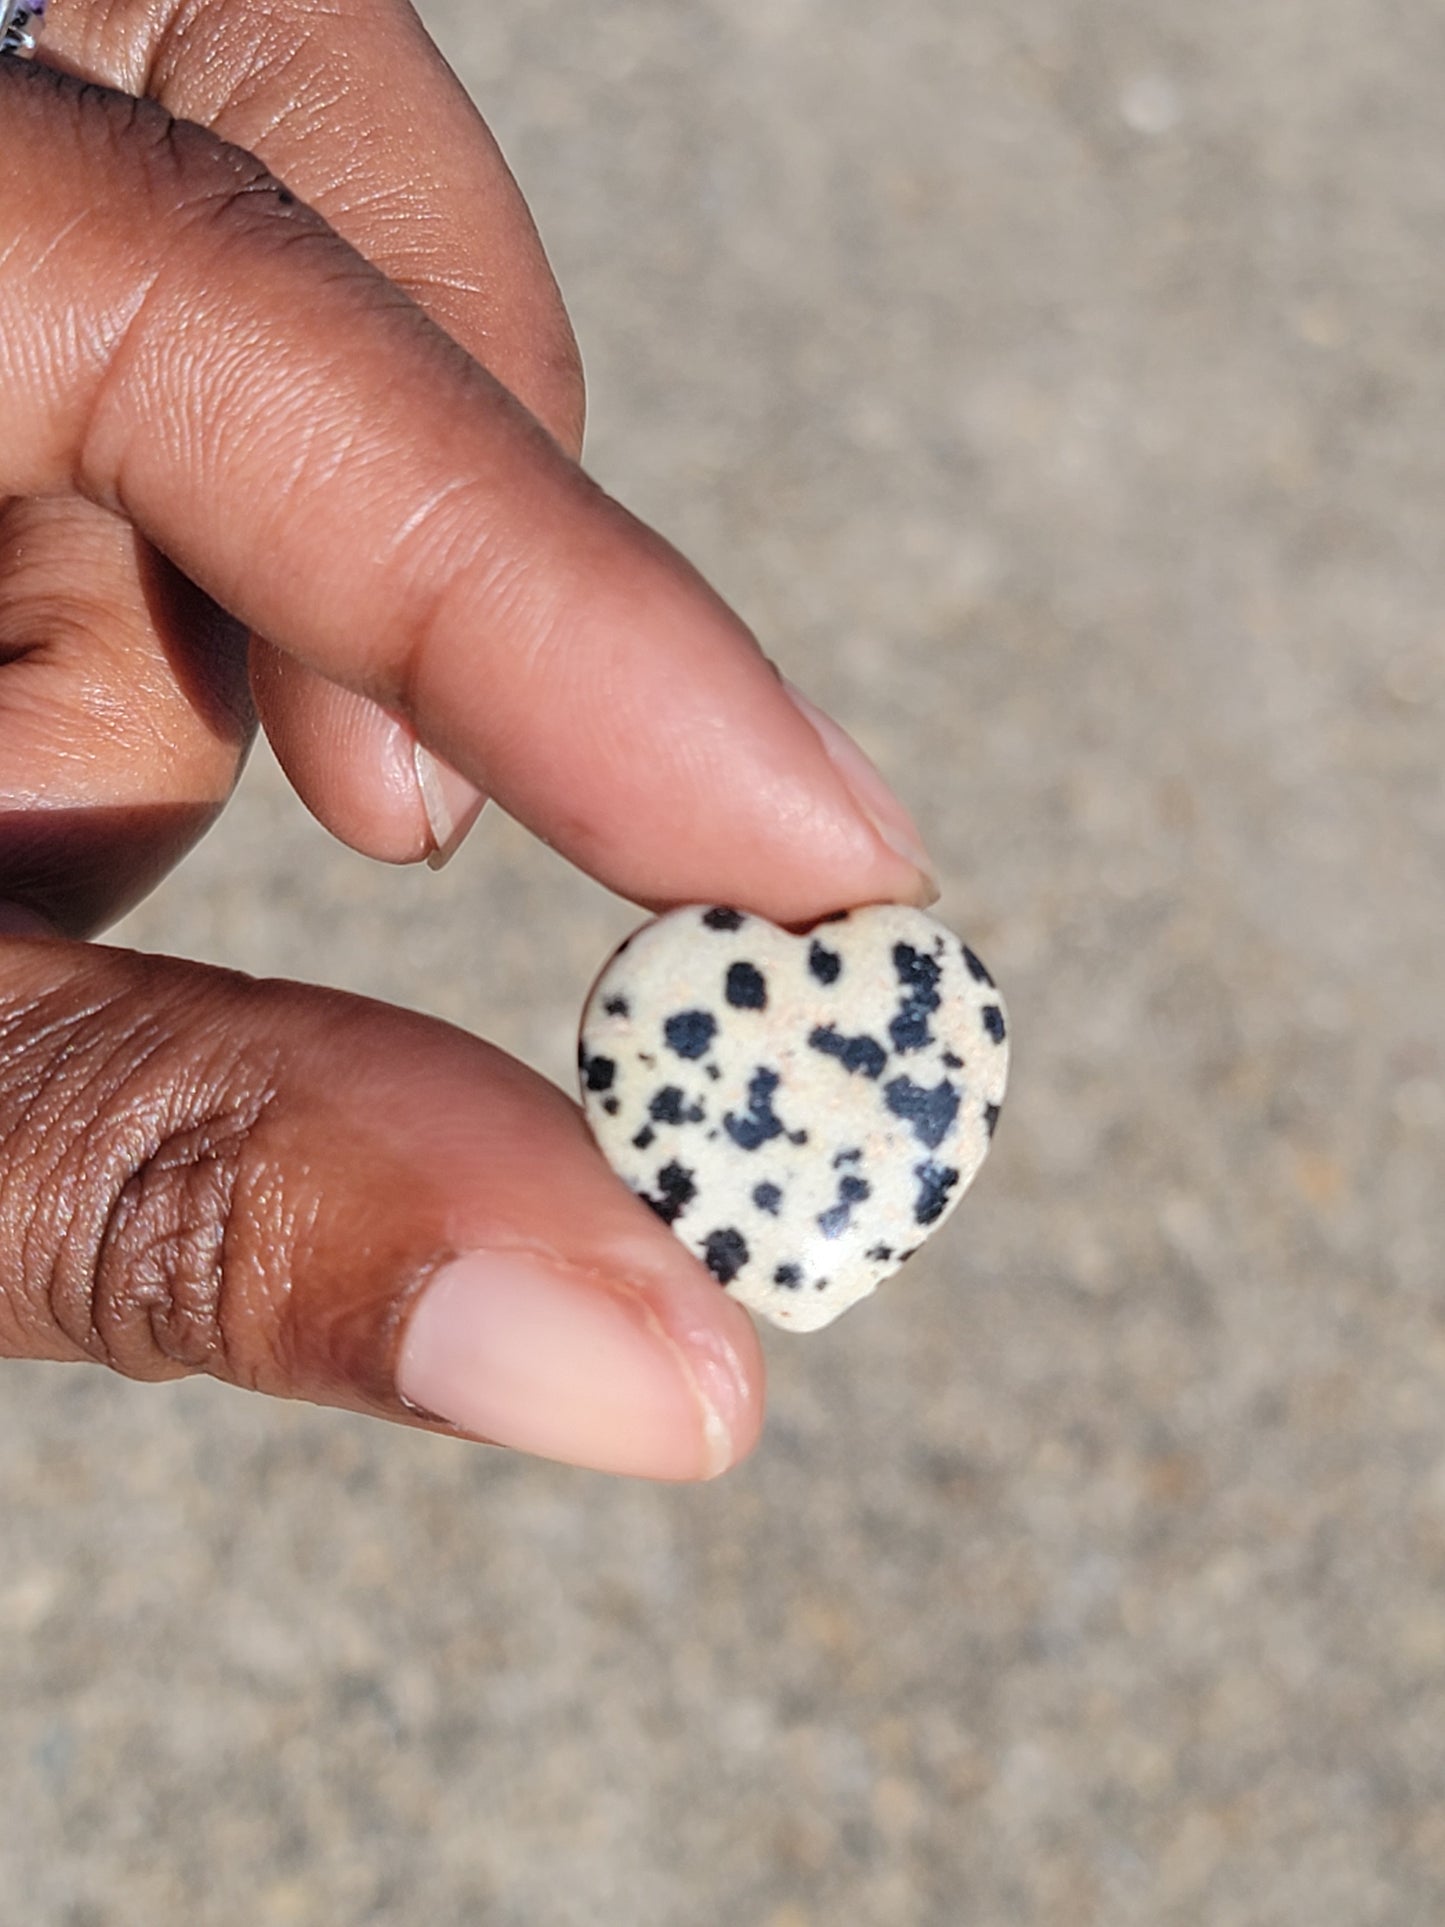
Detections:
0,0,936,1478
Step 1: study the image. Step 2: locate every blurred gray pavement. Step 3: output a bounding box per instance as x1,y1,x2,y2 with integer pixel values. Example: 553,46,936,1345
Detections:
4,0,1445,1920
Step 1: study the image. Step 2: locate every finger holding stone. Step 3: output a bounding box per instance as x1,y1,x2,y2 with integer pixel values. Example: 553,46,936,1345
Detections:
0,62,936,923
0,934,762,1480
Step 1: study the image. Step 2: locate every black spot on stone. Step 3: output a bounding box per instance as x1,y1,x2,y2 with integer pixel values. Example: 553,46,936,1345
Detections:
943,1051,964,1070
818,1172,872,1240
581,1052,616,1093
808,940,843,985
889,942,943,1053
603,1097,620,1116
643,1161,696,1225
664,1010,717,1059
724,1067,787,1151
789,1128,810,1146
884,1075,960,1150
867,1244,894,1262
702,907,746,931
808,1025,888,1080
961,945,995,986
984,1101,1001,1137
773,1263,803,1289
705,1063,722,1082
832,1147,863,1168
631,1124,656,1151
639,1052,656,1067
703,1227,749,1284
813,1278,829,1290
603,995,630,1018
982,1004,1006,1045
649,1085,705,1126
725,961,768,1010
753,1181,783,1215
913,1160,960,1225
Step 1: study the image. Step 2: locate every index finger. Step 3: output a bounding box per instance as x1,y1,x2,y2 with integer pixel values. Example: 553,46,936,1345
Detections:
2,63,936,922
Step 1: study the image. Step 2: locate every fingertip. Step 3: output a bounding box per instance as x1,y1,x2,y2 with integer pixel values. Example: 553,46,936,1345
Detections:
778,678,940,908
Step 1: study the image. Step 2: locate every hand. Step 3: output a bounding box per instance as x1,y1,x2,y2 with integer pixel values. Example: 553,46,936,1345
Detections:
0,0,937,1478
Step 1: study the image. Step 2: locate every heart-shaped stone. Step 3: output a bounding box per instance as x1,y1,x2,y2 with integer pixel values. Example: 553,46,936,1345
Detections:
578,904,1008,1332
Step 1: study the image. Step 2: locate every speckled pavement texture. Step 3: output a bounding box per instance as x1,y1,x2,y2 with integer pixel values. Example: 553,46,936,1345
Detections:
3,2,1444,1921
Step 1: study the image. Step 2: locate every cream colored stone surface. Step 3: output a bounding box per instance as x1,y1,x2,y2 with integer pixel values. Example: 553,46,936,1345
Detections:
579,905,1007,1330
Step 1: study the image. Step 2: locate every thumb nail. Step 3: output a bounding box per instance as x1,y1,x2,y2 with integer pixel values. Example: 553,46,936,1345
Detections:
780,679,940,904
397,1250,745,1480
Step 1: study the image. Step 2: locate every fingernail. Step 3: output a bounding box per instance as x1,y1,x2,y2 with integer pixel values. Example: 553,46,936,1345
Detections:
0,902,59,938
396,1251,741,1480
781,678,940,904
413,743,487,871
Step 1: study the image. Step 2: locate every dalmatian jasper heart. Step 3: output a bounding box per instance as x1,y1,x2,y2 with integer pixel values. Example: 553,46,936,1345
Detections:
578,904,1008,1332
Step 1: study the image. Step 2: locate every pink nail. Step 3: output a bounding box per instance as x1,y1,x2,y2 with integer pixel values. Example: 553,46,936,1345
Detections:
396,1251,741,1480
781,679,940,904
413,743,487,870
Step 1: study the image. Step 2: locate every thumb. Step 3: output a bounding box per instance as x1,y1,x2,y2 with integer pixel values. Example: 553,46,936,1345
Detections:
0,924,762,1481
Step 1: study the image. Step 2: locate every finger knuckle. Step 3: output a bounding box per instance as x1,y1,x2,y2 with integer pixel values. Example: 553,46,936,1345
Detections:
132,108,319,245
40,67,326,261
86,1102,261,1380
7,62,320,251
4,978,280,1382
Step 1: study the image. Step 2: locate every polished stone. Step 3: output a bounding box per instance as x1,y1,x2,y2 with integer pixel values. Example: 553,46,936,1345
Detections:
579,905,1007,1330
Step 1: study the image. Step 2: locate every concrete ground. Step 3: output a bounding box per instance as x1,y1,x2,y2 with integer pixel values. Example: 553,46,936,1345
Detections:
3,0,1444,1920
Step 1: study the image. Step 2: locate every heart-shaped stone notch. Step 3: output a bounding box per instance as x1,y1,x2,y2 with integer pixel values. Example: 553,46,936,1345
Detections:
578,904,1008,1332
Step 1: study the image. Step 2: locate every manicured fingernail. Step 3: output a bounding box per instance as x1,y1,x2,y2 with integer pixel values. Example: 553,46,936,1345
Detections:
413,743,487,870
396,1251,740,1480
0,902,59,938
781,678,940,904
